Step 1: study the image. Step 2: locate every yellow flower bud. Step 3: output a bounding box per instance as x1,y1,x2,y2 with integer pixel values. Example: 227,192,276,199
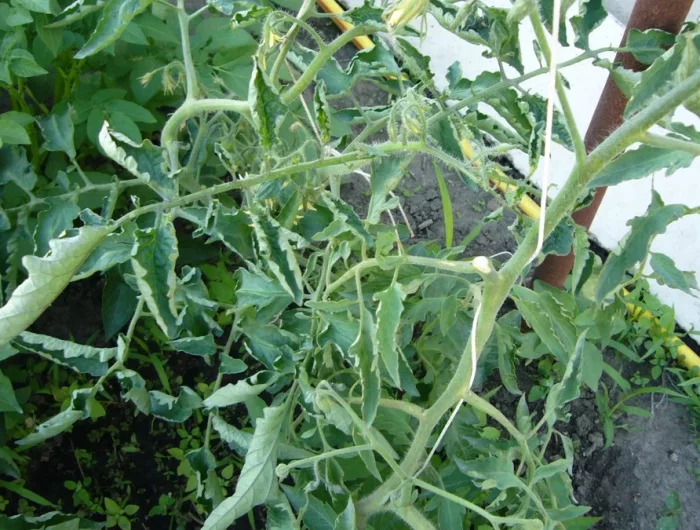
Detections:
384,0,429,31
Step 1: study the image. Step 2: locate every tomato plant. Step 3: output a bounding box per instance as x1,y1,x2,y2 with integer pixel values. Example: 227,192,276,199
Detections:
1,0,699,528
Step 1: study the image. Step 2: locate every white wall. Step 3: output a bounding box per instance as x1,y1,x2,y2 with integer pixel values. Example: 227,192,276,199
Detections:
344,0,700,331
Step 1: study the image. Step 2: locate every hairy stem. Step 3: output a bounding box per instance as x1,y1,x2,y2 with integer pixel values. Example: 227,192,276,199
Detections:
391,504,437,530
161,98,251,171
270,0,316,84
642,131,700,156
281,24,376,105
529,9,586,164
348,397,426,420
177,0,199,100
278,444,373,475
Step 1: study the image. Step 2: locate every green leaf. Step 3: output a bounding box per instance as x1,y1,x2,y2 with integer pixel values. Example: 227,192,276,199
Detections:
571,0,606,50
367,156,409,225
149,387,202,422
532,459,569,484
220,354,247,375
36,107,76,159
581,341,603,392
131,221,179,338
0,511,103,529
281,486,338,530
350,307,381,427
33,198,81,257
0,480,57,507
15,0,56,14
433,161,454,247
538,0,570,46
626,28,676,64
595,192,690,302
625,35,689,118
101,100,155,124
203,373,276,408
316,194,372,245
495,324,521,395
12,331,116,376
169,335,217,356
373,282,405,388
8,49,48,77
590,145,694,188
76,223,136,279
103,269,138,339
334,497,355,530
235,269,292,310
455,456,525,491
206,0,232,15
0,120,30,146
0,146,37,191
650,252,699,294
205,205,255,260
543,331,587,428
314,81,331,144
17,389,96,446
98,124,174,199
248,60,285,149
75,0,154,59
250,211,304,305
512,286,577,364
0,447,20,479
0,369,22,413
202,404,287,530
0,225,111,348
438,495,465,530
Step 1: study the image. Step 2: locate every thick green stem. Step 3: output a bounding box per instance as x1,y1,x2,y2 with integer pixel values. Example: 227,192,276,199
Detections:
117,150,375,228
281,25,376,105
501,68,700,285
324,255,478,296
391,505,437,530
349,397,425,420
177,0,199,100
642,132,700,157
529,9,586,164
161,98,251,170
277,444,373,476
270,0,315,84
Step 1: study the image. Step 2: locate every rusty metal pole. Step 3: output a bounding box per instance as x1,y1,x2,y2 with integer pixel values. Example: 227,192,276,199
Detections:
533,0,694,289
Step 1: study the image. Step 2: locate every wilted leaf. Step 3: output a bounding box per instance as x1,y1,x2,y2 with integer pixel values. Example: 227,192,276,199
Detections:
12,331,116,376
250,211,304,304
203,373,276,408
650,252,699,294
0,225,111,348
202,404,287,530
543,331,587,428
249,60,285,149
131,221,179,338
373,282,405,387
596,191,690,302
590,145,694,188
